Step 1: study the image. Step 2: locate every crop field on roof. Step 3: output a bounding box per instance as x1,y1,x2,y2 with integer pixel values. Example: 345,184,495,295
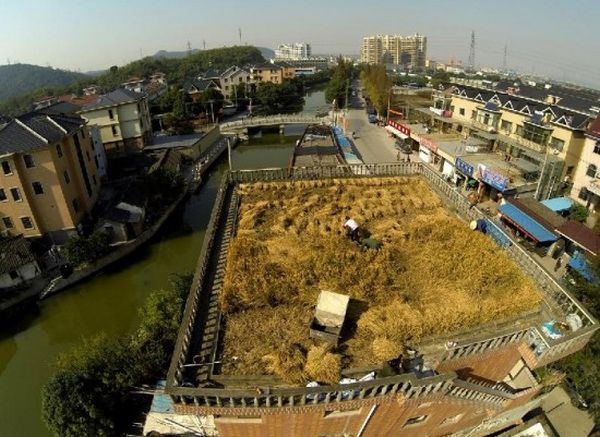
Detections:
219,176,541,384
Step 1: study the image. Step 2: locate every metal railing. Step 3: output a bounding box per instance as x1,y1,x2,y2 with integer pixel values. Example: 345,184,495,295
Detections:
220,114,327,131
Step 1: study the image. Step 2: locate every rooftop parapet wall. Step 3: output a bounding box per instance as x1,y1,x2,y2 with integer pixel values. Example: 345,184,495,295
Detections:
166,162,597,406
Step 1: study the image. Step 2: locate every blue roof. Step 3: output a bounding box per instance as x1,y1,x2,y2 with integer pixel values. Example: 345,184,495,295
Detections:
149,380,175,413
498,203,558,243
568,251,598,283
541,197,574,212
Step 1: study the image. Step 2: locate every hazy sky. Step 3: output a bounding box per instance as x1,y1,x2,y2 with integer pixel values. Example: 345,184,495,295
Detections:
1,0,599,87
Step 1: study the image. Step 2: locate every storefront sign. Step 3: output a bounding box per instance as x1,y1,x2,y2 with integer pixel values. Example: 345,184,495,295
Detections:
455,157,473,177
387,120,411,136
420,137,438,152
481,168,509,192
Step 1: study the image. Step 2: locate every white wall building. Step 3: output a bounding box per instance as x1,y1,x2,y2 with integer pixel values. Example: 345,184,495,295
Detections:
572,116,600,211
275,43,311,60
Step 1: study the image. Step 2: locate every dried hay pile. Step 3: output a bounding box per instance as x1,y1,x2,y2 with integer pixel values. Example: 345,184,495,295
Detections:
220,177,541,383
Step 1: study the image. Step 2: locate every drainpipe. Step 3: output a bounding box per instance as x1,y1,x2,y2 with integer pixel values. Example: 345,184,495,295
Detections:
356,404,377,437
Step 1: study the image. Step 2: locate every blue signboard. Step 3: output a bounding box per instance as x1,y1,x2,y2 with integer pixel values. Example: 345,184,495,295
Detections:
455,158,473,177
482,168,509,192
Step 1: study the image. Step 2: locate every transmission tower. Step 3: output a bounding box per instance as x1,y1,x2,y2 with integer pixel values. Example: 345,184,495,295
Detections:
202,39,206,50
468,31,475,71
238,28,242,44
187,41,192,56
502,45,507,71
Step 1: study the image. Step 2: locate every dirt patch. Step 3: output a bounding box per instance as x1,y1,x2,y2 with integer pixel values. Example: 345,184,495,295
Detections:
220,177,541,383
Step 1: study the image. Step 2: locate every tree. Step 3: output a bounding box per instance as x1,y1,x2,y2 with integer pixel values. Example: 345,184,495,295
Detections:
325,58,353,109
360,64,391,115
255,81,304,114
569,203,589,222
62,229,111,266
42,274,192,437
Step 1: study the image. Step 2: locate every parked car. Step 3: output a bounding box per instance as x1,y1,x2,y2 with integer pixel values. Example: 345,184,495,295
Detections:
368,114,377,123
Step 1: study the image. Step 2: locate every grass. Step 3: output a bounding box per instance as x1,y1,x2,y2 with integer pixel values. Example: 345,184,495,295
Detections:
219,176,541,384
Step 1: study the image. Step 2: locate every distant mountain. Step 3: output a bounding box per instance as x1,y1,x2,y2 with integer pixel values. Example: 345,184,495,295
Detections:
84,69,106,77
0,64,88,102
152,46,274,62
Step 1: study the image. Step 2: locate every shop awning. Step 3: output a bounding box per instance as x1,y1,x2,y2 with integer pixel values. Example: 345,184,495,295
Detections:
385,125,408,139
541,197,574,213
556,221,600,256
497,203,558,243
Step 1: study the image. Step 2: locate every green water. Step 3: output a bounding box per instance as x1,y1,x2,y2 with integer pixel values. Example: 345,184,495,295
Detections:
0,134,297,436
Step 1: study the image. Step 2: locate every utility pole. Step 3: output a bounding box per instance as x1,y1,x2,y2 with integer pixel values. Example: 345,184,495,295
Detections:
203,40,206,50
468,31,476,71
209,100,215,124
187,41,192,56
238,28,242,44
227,137,232,171
345,80,349,113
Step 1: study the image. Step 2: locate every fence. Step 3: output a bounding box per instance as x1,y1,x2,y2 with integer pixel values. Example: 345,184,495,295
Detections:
220,114,326,131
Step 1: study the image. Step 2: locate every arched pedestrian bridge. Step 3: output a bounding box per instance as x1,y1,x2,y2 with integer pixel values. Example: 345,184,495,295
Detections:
220,114,328,132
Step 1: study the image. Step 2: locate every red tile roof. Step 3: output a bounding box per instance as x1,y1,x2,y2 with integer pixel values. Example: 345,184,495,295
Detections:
587,115,600,140
556,221,600,256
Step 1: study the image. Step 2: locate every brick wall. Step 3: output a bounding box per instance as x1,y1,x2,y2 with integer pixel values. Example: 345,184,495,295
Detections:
435,344,523,381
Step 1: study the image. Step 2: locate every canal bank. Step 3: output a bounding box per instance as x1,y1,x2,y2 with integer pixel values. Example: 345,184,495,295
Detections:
0,133,299,437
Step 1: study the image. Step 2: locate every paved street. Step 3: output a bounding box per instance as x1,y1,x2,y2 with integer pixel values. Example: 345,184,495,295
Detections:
342,84,398,164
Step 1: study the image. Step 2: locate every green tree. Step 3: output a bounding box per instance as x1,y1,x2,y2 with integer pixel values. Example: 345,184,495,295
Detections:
42,274,192,437
62,229,111,266
569,203,589,222
325,58,353,109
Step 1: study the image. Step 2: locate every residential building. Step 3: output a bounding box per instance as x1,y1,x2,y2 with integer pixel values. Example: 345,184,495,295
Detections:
78,89,152,156
218,66,253,102
572,115,600,210
250,63,284,84
360,34,427,70
83,84,100,96
149,72,167,85
121,76,145,93
184,78,222,102
0,236,41,289
278,58,329,71
273,61,296,80
0,112,101,239
436,84,593,199
274,42,311,60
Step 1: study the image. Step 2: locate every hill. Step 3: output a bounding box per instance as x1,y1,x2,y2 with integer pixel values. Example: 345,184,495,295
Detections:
0,64,88,102
152,46,275,61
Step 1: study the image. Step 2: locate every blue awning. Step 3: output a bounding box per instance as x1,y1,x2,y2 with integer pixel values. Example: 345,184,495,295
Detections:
498,203,558,243
541,197,573,212
568,251,598,283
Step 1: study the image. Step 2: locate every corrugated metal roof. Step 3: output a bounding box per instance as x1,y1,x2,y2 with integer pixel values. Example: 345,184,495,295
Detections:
498,203,558,243
556,221,600,256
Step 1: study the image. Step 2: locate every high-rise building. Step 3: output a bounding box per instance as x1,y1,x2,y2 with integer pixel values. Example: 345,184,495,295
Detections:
361,34,427,70
274,42,312,60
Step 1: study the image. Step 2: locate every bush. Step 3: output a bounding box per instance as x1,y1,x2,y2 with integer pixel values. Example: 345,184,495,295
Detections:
42,273,192,437
569,203,589,222
62,229,111,266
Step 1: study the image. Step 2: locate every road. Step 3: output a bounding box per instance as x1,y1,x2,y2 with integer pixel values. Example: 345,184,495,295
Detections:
341,81,398,164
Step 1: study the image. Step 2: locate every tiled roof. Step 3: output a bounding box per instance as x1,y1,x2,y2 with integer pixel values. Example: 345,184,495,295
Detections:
586,116,600,140
509,198,567,230
80,88,145,111
0,236,36,275
59,94,102,107
556,221,600,256
0,112,84,155
185,78,220,93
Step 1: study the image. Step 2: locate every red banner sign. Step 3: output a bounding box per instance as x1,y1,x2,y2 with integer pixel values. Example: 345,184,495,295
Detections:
387,120,411,136
420,137,438,152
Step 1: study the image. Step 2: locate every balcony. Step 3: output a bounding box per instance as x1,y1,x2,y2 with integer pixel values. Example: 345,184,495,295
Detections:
587,180,600,197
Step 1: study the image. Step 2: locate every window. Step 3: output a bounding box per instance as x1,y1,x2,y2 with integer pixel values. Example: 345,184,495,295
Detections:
586,164,597,178
9,271,19,280
10,187,21,201
56,144,63,158
550,136,565,152
459,108,465,116
63,170,71,184
579,187,590,201
500,120,512,133
471,110,476,120
32,181,44,195
23,154,35,168
20,216,34,229
111,125,118,136
0,188,6,202
1,161,12,175
108,109,114,120
594,141,600,155
72,198,80,213
404,415,429,427
2,216,13,228
516,125,524,136
566,166,575,176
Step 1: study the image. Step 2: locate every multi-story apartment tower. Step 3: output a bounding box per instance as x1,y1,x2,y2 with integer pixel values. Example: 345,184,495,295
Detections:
0,112,101,240
361,34,427,70
78,89,152,156
274,42,312,60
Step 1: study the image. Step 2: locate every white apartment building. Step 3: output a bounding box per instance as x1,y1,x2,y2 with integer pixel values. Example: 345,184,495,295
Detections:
274,42,311,60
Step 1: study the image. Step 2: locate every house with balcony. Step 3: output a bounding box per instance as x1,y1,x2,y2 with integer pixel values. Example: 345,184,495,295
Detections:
250,63,284,84
572,115,600,211
218,66,253,102
77,89,152,156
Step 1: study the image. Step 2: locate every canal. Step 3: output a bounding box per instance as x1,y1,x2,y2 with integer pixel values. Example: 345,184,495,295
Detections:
0,87,326,436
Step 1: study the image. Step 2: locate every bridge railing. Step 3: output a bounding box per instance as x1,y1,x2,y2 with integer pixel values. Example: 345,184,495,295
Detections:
220,114,327,130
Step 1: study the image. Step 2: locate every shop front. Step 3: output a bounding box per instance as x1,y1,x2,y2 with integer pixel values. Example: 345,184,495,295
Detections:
419,137,438,164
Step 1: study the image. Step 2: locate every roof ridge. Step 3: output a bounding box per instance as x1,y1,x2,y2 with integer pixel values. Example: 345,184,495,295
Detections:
14,118,49,144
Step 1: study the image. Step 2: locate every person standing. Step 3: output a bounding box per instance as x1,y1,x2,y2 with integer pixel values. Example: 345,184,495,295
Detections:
343,217,360,242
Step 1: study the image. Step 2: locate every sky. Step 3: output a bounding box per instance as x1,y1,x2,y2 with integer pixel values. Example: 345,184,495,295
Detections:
1,0,599,87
